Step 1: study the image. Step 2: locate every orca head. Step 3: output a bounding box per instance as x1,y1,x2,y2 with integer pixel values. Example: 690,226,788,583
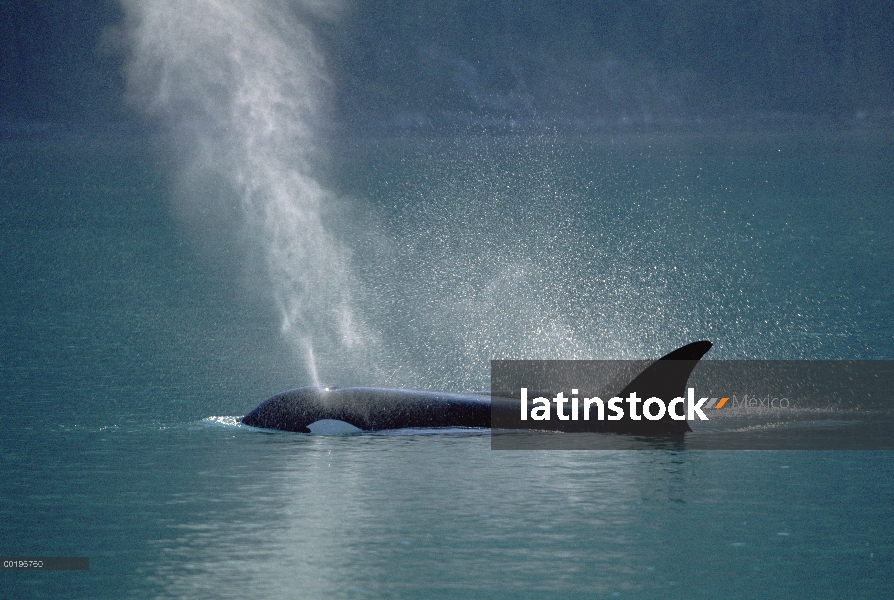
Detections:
241,386,340,432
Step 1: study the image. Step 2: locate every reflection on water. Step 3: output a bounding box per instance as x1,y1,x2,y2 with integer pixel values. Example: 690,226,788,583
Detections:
141,429,644,597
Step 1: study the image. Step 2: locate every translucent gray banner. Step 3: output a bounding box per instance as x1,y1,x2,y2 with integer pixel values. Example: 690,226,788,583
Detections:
491,361,894,450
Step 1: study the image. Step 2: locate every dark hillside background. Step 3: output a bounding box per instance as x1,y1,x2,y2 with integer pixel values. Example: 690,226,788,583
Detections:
2,0,892,131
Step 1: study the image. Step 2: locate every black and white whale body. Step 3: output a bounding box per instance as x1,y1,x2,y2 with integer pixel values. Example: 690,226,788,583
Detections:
242,387,491,433
241,340,712,435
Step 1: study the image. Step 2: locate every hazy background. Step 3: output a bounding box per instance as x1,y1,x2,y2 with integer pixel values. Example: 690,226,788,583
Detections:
3,0,893,132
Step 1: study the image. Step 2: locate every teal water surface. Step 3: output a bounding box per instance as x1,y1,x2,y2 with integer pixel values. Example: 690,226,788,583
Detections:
4,423,894,599
1,131,893,598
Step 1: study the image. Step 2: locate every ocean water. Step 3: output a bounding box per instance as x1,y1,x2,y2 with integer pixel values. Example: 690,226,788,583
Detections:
2,131,893,598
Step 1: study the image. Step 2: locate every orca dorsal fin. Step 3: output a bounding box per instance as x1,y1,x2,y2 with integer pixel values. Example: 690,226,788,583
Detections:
605,340,713,435
656,340,713,362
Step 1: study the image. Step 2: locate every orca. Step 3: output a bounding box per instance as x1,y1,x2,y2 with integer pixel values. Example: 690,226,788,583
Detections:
240,340,712,435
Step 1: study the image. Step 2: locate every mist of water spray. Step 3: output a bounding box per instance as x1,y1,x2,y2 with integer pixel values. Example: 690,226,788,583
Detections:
120,0,383,384
117,1,702,394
